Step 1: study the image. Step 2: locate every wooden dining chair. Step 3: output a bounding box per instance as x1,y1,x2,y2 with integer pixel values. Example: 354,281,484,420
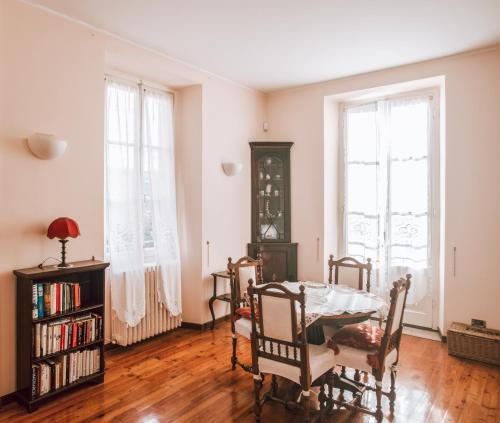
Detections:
327,274,412,422
327,254,374,382
228,255,264,372
327,255,372,292
247,280,336,422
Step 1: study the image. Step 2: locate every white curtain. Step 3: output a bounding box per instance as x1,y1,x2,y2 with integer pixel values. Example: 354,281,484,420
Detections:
143,88,182,316
343,96,432,305
105,79,146,327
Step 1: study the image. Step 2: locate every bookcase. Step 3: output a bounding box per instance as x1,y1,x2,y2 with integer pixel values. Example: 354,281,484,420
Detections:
14,259,109,412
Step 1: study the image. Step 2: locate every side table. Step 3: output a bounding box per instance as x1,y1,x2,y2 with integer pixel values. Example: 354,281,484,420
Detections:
208,270,231,329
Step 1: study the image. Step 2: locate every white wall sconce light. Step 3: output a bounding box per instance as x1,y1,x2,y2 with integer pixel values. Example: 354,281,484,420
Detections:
221,162,243,176
27,133,67,160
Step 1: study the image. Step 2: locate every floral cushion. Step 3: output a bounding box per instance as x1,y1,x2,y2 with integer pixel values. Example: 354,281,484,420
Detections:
234,306,259,322
327,323,384,368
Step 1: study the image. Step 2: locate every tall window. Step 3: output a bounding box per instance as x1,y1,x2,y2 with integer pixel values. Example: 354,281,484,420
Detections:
105,77,181,325
342,93,438,326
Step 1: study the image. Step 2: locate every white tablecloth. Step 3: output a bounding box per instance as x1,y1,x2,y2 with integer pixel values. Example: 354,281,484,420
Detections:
279,282,388,327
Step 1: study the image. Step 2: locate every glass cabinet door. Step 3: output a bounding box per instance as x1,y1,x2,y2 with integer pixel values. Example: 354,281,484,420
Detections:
250,142,292,244
256,155,285,241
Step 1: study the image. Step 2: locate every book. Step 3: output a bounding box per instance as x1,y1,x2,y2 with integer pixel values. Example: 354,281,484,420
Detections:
31,365,38,398
50,284,56,315
43,284,51,316
37,284,44,318
32,284,38,319
35,323,41,358
41,324,47,356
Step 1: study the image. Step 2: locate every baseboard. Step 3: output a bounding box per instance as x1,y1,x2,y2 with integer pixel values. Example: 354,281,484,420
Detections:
0,392,16,408
370,317,447,342
403,322,439,332
437,326,447,343
181,314,230,331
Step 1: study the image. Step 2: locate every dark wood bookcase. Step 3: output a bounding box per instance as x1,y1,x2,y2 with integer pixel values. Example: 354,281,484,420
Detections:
248,142,298,281
14,259,109,412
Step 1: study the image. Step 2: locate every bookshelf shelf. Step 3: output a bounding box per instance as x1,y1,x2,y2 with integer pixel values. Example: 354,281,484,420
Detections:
33,339,104,363
14,259,109,412
32,304,104,324
24,372,105,405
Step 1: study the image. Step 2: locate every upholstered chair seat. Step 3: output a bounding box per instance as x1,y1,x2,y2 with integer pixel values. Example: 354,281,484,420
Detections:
234,316,253,340
334,345,398,374
258,342,335,385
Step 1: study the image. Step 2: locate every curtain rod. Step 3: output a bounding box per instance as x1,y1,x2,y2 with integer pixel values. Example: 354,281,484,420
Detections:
104,72,175,95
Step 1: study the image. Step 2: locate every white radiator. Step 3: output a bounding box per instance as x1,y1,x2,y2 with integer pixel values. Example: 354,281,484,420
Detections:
111,265,182,346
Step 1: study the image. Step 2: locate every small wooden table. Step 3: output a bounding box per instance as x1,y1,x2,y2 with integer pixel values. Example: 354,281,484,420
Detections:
208,270,231,329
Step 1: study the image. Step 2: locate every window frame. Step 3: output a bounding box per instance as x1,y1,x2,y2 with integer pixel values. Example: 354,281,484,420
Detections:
338,87,441,329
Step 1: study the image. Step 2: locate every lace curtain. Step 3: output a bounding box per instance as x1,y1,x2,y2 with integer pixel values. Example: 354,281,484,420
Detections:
105,78,182,326
105,79,146,327
143,88,182,316
343,96,432,305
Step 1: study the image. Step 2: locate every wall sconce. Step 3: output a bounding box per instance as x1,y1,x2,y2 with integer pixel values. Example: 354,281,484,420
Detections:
27,133,67,160
221,162,243,176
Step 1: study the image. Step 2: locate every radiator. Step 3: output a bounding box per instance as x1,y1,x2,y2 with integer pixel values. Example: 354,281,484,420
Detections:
111,265,182,346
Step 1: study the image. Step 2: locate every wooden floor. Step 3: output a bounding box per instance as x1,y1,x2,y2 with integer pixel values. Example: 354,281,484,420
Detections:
1,321,498,422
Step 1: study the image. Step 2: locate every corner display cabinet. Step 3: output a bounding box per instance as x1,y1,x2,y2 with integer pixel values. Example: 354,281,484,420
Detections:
248,142,298,282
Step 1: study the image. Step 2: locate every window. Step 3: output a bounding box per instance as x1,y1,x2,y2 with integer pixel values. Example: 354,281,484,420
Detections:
105,77,178,264
105,76,182,319
341,91,439,327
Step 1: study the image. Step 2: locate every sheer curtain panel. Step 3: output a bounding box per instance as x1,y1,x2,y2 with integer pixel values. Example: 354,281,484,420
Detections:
105,79,146,327
343,95,434,306
143,88,182,316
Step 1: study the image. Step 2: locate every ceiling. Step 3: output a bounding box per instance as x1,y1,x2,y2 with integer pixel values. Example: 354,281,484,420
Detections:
25,0,500,92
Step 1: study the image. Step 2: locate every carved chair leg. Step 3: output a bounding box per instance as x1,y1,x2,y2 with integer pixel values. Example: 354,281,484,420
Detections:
375,378,383,422
231,334,237,370
253,375,263,422
271,374,278,397
354,369,361,382
301,390,311,423
339,366,347,401
318,375,326,412
327,369,335,409
389,365,397,413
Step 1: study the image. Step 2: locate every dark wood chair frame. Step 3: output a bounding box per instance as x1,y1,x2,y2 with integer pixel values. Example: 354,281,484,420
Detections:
327,255,372,292
327,254,373,383
248,280,334,422
334,274,412,422
228,255,264,372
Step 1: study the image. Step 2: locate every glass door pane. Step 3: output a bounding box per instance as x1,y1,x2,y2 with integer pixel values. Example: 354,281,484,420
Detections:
257,155,285,241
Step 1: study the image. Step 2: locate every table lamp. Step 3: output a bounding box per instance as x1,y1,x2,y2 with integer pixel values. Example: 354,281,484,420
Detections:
47,217,80,267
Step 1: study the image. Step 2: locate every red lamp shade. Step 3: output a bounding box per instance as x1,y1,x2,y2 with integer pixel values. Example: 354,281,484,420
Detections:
47,217,80,240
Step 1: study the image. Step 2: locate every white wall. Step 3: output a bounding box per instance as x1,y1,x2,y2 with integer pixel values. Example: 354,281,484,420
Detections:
0,0,265,396
267,47,500,333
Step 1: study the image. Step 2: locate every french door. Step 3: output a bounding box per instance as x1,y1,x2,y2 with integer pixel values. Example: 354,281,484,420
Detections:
341,92,439,328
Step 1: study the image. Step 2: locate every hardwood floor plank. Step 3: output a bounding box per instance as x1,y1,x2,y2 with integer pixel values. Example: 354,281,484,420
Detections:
0,321,498,423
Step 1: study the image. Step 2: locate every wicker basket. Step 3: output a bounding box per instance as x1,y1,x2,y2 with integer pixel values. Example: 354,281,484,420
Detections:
448,322,500,366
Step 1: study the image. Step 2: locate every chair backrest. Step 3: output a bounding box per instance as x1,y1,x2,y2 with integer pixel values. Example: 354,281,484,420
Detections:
327,255,372,292
228,255,264,306
247,280,310,389
377,274,412,369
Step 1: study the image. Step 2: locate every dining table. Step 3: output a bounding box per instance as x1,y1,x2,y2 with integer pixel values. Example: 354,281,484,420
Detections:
270,281,388,403
279,281,387,332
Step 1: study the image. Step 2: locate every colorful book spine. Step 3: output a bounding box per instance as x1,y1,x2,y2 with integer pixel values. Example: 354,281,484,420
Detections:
32,285,38,319
37,284,44,318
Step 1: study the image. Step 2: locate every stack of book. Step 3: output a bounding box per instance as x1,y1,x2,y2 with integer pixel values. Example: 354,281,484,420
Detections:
31,347,101,398
33,313,103,358
32,282,81,319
